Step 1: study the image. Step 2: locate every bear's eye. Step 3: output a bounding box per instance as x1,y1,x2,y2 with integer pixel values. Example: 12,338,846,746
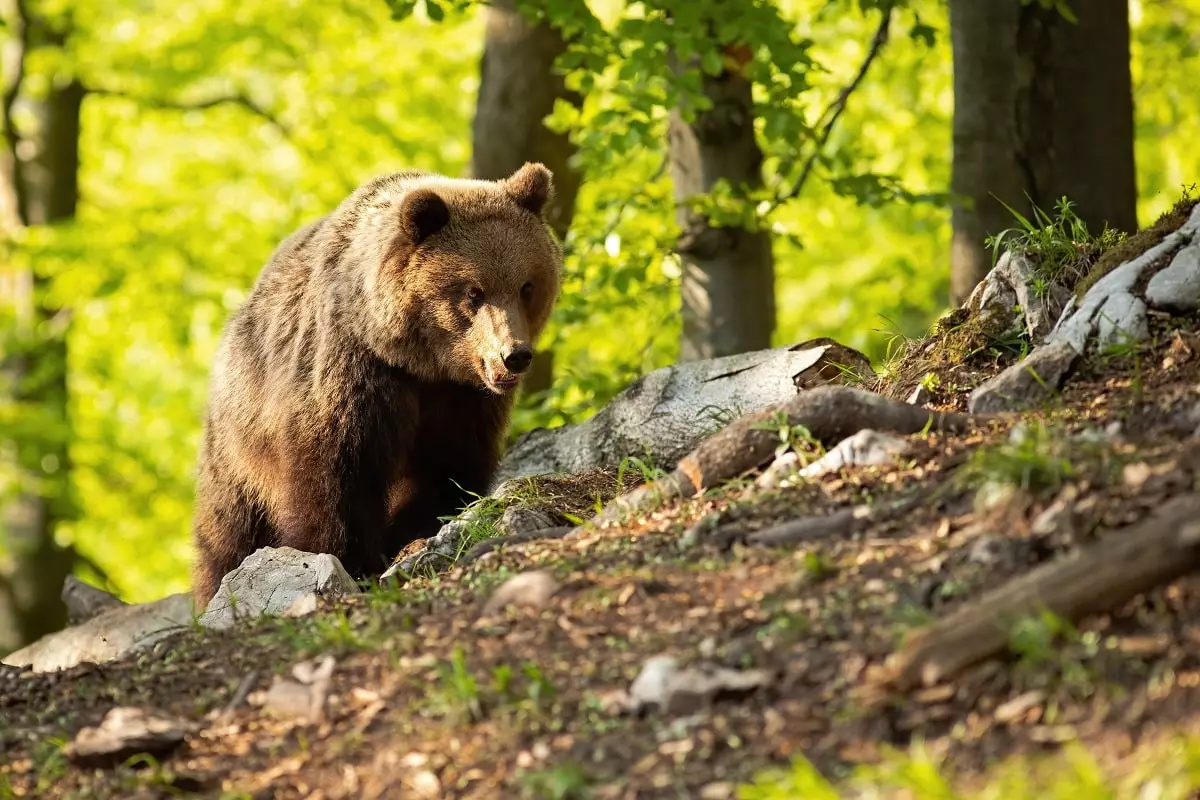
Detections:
521,281,534,298
466,286,485,308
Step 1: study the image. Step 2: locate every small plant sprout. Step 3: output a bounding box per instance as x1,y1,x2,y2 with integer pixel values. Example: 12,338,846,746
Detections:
984,194,1124,287
752,410,825,462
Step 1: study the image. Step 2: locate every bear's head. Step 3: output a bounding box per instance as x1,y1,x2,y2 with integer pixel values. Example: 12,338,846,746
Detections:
357,163,563,394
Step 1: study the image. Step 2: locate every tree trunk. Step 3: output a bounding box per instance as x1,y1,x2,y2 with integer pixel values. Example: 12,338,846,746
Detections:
0,0,80,653
949,0,1136,304
470,0,583,397
669,52,776,362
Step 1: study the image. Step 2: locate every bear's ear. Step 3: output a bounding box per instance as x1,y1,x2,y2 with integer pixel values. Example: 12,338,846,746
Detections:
504,162,554,217
398,188,450,244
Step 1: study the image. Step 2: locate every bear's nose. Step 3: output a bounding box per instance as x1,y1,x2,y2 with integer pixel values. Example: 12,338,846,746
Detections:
504,345,534,374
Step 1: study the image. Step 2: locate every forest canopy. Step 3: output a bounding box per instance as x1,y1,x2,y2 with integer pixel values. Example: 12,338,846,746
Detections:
0,0,1196,610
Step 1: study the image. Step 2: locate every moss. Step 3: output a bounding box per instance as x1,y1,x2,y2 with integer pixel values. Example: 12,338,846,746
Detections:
1074,191,1198,299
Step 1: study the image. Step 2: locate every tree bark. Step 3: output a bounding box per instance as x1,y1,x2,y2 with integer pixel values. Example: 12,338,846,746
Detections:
949,0,1136,304
469,0,583,397
669,49,776,362
0,0,80,653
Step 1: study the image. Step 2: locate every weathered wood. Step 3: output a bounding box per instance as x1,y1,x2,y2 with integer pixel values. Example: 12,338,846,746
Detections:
883,493,1200,691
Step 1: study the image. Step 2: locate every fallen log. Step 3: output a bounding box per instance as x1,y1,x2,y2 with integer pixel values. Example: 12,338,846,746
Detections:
880,492,1200,692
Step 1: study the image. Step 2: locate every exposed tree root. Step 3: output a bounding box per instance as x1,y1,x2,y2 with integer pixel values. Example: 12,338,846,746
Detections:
586,386,981,529
879,493,1200,692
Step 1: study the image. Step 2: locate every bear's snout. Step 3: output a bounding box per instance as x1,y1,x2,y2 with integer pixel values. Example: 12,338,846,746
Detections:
503,344,533,374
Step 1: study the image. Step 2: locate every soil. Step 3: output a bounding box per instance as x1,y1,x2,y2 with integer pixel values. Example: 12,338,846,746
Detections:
7,224,1200,798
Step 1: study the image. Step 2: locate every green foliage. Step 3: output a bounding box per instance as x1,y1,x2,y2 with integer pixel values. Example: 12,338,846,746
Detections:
958,422,1078,499
615,454,663,486
737,753,840,800
752,410,824,461
984,195,1125,289
1008,607,1101,694
520,762,593,800
30,738,68,795
430,644,484,722
741,735,1200,799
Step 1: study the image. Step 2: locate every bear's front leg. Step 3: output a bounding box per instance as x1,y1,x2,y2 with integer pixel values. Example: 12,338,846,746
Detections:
271,464,389,581
192,458,274,608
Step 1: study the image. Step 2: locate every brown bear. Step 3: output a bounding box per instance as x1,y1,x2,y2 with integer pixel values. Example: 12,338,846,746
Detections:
190,162,562,607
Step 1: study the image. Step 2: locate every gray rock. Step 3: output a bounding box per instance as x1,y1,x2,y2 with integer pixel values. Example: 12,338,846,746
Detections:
380,518,470,583
967,535,1013,567
256,655,336,723
968,340,1079,414
1094,293,1148,348
798,429,911,479
497,506,556,537
1052,204,1200,352
283,593,320,618
972,204,1200,414
755,451,801,489
1001,254,1073,343
66,707,195,768
382,490,552,583
964,252,1072,344
62,575,126,625
678,512,722,549
3,592,196,673
627,655,774,716
1146,239,1200,312
199,547,360,630
492,341,872,488
482,570,560,615
965,259,1020,337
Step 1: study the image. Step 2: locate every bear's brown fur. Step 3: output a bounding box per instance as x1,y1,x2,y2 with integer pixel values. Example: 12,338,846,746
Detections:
191,163,562,606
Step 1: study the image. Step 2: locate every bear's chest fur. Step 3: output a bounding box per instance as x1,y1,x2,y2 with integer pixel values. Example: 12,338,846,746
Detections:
354,371,510,550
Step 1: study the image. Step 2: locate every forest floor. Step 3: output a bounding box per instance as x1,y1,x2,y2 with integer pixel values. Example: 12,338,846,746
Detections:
8,214,1200,798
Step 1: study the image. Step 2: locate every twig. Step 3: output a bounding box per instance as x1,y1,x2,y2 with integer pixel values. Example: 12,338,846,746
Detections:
86,87,293,138
220,670,261,718
745,491,924,547
772,6,893,208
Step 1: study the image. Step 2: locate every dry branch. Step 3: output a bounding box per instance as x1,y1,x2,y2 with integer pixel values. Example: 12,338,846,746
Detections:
86,87,291,136
882,492,1200,692
745,493,924,548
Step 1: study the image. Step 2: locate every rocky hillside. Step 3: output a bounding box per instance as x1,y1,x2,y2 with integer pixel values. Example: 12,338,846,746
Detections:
5,195,1200,799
